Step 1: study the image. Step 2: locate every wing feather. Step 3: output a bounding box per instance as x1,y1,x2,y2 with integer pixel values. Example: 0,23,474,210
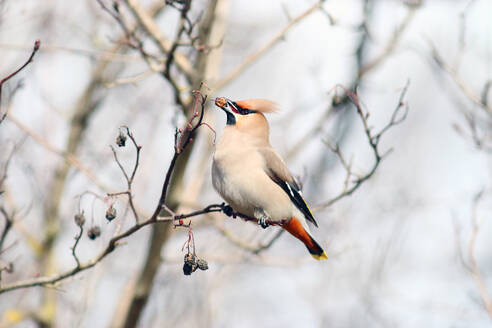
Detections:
259,148,318,227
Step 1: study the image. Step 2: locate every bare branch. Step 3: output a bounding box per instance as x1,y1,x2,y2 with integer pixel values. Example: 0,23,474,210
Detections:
431,44,492,151
217,226,285,255
358,7,417,78
431,44,492,115
315,81,410,210
109,127,142,223
71,224,84,268
0,206,13,254
0,40,40,124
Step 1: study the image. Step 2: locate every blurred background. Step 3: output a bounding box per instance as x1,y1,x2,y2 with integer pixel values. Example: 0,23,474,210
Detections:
0,0,491,327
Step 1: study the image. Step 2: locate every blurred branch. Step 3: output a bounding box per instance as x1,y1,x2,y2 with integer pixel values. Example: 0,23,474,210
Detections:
214,1,324,91
287,2,415,161
217,226,285,255
358,6,416,78
163,1,192,78
0,206,13,254
0,42,140,62
104,69,155,88
0,40,40,125
100,0,189,108
123,0,197,81
431,43,492,152
315,80,410,210
429,42,492,153
466,191,492,319
0,142,18,194
7,114,110,192
431,45,492,115
1,141,24,255
97,0,164,71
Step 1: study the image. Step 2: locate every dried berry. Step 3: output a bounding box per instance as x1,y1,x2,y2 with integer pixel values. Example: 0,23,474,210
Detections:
183,253,197,275
74,212,86,227
196,258,208,271
105,206,117,221
87,226,101,240
116,132,127,147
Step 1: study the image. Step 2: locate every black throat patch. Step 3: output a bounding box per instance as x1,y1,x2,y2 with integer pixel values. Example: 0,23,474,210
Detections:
225,111,236,125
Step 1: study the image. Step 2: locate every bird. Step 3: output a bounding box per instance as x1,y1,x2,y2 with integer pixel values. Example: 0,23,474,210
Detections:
211,97,328,260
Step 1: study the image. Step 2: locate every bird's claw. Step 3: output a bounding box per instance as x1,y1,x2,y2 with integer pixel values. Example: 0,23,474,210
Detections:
222,204,234,217
257,217,269,229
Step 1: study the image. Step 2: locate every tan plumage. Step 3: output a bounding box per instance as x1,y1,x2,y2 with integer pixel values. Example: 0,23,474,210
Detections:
234,99,279,113
212,98,327,260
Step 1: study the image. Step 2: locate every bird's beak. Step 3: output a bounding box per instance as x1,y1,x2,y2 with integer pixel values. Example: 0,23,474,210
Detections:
214,97,227,109
214,97,237,125
214,97,232,114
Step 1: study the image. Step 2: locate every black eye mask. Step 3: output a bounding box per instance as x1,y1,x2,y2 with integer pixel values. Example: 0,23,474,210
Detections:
228,100,256,115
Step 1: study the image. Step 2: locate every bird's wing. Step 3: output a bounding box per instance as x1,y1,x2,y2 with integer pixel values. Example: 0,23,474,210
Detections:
258,147,318,227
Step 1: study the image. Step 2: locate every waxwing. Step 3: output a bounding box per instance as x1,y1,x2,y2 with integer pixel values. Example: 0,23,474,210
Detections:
212,97,327,260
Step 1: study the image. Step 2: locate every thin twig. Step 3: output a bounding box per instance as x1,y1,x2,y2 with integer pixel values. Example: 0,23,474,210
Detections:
0,40,40,124
109,127,142,223
315,81,410,210
0,206,13,253
431,44,492,115
71,225,84,268
431,43,492,152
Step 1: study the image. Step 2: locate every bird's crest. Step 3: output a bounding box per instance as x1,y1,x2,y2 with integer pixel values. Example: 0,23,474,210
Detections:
215,97,279,114
235,99,279,113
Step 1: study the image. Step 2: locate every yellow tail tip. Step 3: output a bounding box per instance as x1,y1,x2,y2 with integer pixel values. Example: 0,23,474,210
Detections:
311,251,328,261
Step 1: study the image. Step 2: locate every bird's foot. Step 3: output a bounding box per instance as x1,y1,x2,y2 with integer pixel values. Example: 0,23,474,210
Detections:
257,216,269,229
222,204,234,217
254,208,271,229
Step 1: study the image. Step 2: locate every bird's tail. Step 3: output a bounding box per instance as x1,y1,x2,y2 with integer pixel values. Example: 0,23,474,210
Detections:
283,217,328,261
